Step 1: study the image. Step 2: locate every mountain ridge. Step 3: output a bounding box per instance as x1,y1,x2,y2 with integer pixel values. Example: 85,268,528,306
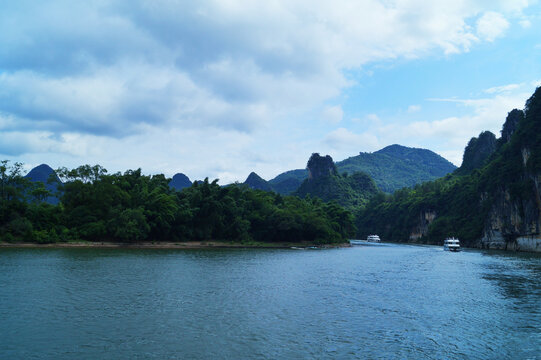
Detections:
269,144,456,194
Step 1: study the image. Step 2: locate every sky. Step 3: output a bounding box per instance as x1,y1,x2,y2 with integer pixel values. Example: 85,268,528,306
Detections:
1,0,540,183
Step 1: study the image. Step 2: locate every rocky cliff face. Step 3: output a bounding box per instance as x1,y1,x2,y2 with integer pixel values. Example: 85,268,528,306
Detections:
477,88,541,252
479,164,541,252
409,210,436,242
307,153,337,179
296,153,377,209
459,131,497,174
501,109,523,143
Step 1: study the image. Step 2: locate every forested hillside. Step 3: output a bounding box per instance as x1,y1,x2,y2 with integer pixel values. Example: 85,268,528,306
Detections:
294,153,378,209
357,87,541,251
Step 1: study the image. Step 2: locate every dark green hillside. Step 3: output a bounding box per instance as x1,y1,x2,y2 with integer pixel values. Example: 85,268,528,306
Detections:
295,153,378,209
337,145,456,193
269,145,456,195
357,86,541,249
268,169,307,195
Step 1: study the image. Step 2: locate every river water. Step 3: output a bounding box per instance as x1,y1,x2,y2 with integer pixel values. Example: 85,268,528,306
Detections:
0,244,539,359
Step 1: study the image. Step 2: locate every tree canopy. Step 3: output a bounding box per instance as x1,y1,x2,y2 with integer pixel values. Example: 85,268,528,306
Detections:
0,163,355,245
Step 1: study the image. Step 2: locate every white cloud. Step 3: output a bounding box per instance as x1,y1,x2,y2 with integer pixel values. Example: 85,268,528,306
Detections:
476,12,509,42
366,113,381,124
0,0,534,181
519,19,532,28
407,105,421,113
484,83,520,94
380,86,534,165
321,105,344,124
324,128,379,153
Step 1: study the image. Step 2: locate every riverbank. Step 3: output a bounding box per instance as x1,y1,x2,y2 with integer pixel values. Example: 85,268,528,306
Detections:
0,240,351,250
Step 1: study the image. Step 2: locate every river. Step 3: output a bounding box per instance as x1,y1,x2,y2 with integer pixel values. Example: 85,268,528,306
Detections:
0,243,539,359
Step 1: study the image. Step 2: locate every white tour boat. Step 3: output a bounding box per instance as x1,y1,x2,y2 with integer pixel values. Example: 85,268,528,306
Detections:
443,237,461,252
367,235,381,242
350,234,382,246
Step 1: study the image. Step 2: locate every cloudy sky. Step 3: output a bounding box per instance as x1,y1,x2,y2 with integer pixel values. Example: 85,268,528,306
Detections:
1,0,540,183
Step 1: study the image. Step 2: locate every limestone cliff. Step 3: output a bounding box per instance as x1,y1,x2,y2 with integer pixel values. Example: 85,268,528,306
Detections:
459,131,497,174
307,153,337,179
479,164,541,252
357,87,541,252
409,210,437,242
478,89,541,252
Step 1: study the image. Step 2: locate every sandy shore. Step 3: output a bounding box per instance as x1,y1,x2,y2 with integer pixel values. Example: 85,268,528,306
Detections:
0,241,351,249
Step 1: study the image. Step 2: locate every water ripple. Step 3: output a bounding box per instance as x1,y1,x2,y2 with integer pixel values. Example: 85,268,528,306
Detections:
0,246,539,359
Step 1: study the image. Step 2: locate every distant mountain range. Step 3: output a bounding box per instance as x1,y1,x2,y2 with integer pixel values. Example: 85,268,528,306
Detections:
26,144,456,202
261,144,457,194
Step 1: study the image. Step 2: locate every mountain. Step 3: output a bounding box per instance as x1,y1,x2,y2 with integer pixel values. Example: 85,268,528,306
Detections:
457,131,497,174
24,164,62,204
269,145,457,194
243,172,273,191
357,86,541,252
268,169,307,194
337,145,456,193
294,153,378,208
169,173,192,191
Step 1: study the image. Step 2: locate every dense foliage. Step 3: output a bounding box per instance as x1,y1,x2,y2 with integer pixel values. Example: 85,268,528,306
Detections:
0,163,355,244
357,87,541,246
296,172,378,209
356,173,490,245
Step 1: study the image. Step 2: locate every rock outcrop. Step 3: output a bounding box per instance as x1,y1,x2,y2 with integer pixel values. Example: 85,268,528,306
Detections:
500,109,523,144
459,131,497,174
409,210,437,242
307,153,337,179
296,153,377,209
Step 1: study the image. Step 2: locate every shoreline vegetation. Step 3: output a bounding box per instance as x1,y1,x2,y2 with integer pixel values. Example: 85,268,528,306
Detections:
0,162,356,246
0,240,351,249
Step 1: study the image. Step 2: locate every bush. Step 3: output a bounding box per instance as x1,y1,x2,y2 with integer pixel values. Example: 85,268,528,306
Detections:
8,217,33,240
